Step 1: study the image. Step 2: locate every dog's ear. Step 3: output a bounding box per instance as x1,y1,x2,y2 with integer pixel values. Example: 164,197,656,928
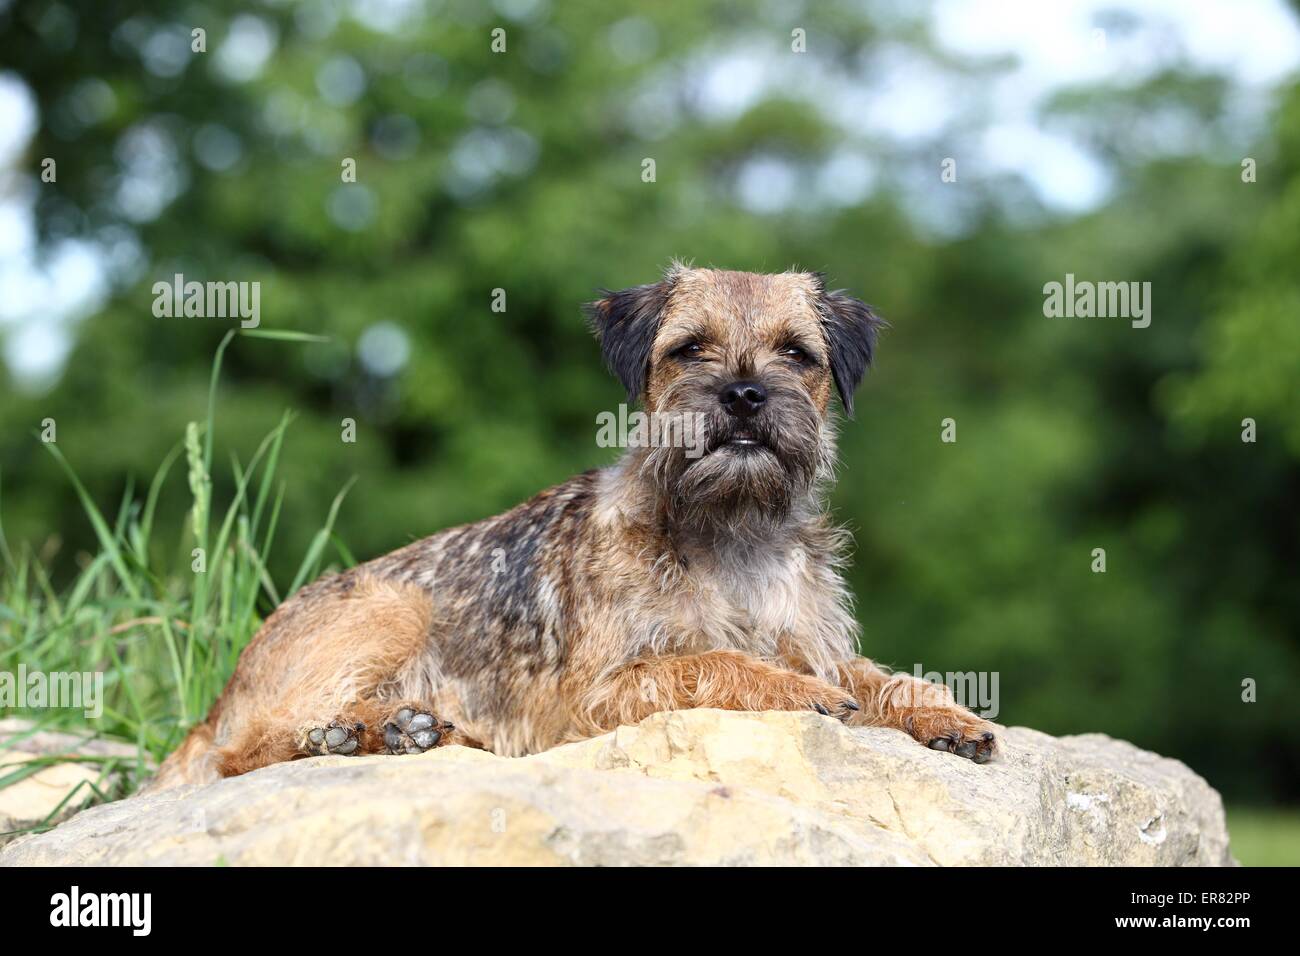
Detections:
816,284,885,417
585,277,675,402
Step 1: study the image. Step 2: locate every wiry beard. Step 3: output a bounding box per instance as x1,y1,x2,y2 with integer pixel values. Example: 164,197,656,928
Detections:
639,374,836,537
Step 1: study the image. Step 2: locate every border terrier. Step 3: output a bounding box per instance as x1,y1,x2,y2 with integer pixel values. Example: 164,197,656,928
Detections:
152,264,997,789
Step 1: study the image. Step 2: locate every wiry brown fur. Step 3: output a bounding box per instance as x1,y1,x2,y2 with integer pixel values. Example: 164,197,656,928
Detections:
150,265,997,791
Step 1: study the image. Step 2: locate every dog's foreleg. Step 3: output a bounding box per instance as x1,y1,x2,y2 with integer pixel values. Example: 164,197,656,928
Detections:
835,657,998,762
570,649,861,736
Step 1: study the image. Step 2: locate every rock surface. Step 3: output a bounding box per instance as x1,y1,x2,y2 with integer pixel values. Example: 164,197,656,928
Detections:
0,710,1234,866
0,719,146,847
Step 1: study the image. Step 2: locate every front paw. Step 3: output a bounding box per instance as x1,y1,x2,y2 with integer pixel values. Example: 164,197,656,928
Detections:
905,708,998,764
791,677,861,723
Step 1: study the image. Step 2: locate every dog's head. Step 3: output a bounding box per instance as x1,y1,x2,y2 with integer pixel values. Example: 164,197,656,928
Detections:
587,263,884,527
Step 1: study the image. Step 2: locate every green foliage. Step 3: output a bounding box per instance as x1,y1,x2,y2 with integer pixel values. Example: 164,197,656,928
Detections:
1,335,354,777
0,0,1297,812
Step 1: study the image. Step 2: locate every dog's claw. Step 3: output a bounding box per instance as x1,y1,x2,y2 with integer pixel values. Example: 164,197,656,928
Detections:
927,728,996,763
811,696,859,723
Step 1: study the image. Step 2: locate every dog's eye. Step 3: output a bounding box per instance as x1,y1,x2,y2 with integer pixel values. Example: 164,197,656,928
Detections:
778,345,809,363
673,342,705,360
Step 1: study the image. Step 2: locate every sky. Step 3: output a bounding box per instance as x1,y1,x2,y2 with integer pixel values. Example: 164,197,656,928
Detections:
1,0,1298,389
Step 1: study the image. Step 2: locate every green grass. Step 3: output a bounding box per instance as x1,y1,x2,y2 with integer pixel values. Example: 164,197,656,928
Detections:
1226,806,1300,866
0,331,349,840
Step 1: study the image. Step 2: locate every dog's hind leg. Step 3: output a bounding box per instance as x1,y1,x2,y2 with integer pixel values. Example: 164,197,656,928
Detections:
291,698,459,759
150,574,453,789
211,697,459,777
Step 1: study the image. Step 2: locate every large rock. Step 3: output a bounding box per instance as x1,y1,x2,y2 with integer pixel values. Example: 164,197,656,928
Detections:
0,710,1233,866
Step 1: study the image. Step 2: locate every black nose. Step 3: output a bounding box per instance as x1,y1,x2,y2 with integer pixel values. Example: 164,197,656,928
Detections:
720,380,767,418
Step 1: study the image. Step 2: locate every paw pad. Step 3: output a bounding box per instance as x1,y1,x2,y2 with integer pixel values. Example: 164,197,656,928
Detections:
301,720,363,756
383,708,453,755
